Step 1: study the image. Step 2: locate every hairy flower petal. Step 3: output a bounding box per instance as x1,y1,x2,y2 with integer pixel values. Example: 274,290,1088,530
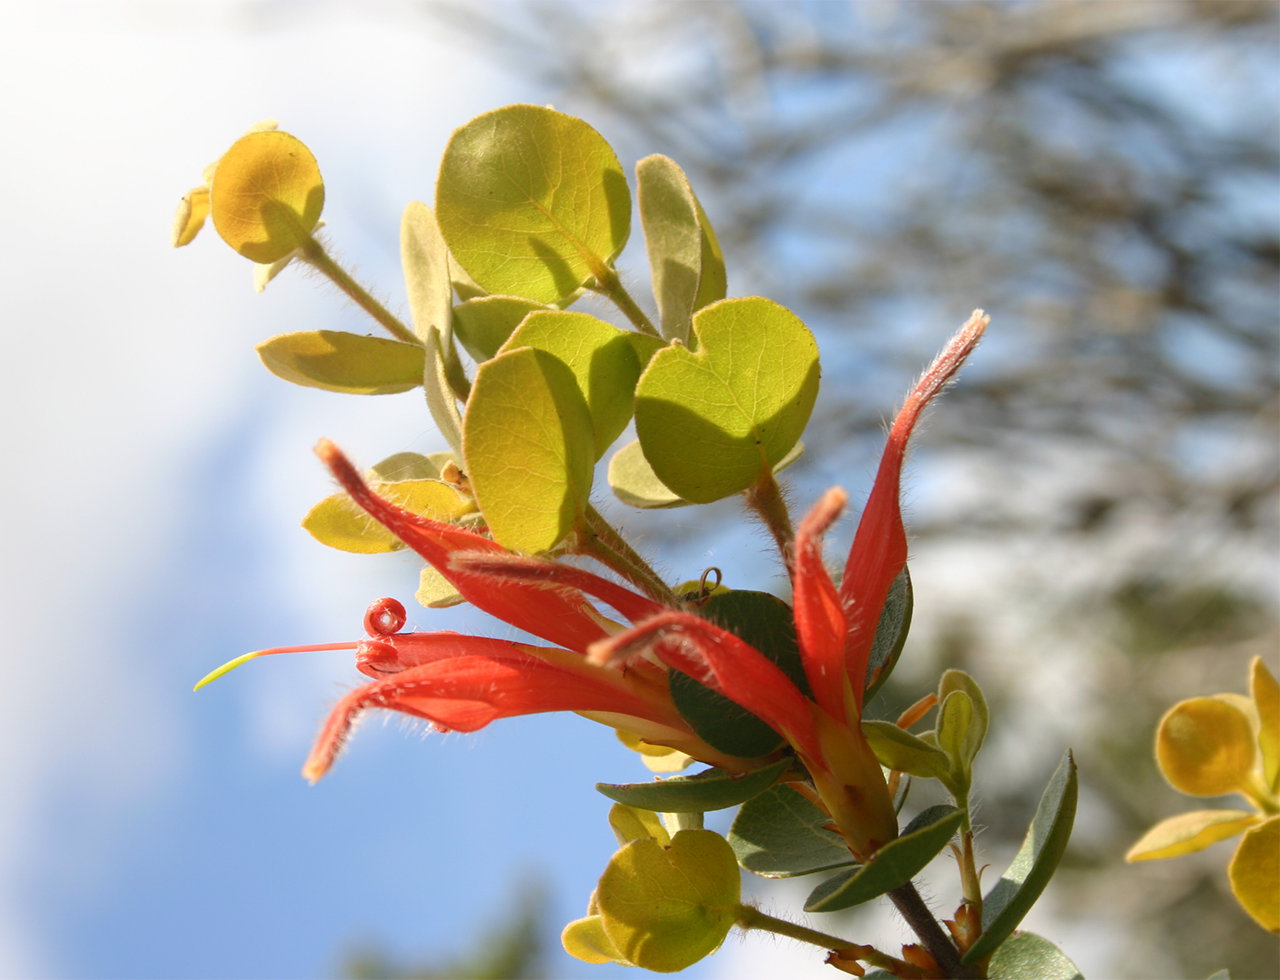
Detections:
792,487,851,723
840,311,986,709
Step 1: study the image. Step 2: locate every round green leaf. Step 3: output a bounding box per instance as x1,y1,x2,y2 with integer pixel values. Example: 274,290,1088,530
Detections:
463,346,595,553
1229,815,1279,933
963,751,1078,965
452,296,549,363
256,331,425,395
668,590,809,759
596,830,740,973
636,154,727,343
596,758,791,814
210,130,324,263
729,784,858,878
1156,697,1257,798
435,105,631,305
803,806,963,912
500,311,645,459
987,931,1084,980
368,451,457,482
634,297,819,504
1126,809,1258,862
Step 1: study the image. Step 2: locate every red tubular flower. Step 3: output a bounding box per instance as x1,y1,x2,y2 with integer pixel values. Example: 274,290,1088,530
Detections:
282,448,767,780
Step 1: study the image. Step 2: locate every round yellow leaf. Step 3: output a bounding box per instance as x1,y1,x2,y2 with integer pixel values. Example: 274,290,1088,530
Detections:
1156,697,1257,797
1228,816,1279,933
210,130,324,263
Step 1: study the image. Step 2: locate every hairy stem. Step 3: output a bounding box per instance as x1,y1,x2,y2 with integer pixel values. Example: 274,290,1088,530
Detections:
591,266,660,336
577,506,674,604
299,236,421,346
742,466,795,576
888,881,977,978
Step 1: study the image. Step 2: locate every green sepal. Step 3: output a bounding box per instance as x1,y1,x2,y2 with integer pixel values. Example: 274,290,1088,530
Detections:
962,751,1078,965
803,806,963,912
861,720,951,779
462,346,595,553
987,931,1084,980
728,784,857,878
595,830,740,973
499,311,647,459
255,330,425,394
669,590,809,759
635,154,726,344
452,295,549,363
596,758,791,814
435,105,631,306
633,297,819,504
863,567,913,701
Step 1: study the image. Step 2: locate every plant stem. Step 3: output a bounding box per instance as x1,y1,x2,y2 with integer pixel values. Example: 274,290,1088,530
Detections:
888,881,976,978
742,467,795,576
736,906,912,975
592,266,660,337
734,905,859,953
578,506,674,604
299,236,421,346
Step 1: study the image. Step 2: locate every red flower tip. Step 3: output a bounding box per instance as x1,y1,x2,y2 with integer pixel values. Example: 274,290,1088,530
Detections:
793,487,851,723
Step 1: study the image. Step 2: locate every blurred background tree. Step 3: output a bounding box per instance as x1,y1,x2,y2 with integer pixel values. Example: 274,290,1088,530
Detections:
358,2,1278,976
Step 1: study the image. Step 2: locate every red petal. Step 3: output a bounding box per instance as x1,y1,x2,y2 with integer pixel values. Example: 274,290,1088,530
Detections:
839,312,986,710
303,644,677,781
792,488,850,723
447,550,667,624
315,440,607,653
593,612,821,760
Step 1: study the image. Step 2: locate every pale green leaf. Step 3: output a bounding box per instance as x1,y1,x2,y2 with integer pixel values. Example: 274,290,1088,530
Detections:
596,830,740,973
608,804,671,847
1126,809,1258,862
435,105,631,305
634,297,819,503
636,154,726,344
462,346,595,552
256,331,424,394
415,565,464,608
499,311,646,458
452,295,549,363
